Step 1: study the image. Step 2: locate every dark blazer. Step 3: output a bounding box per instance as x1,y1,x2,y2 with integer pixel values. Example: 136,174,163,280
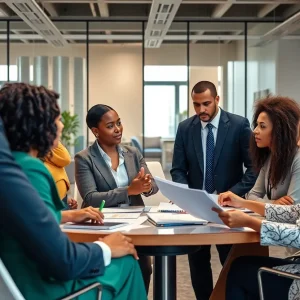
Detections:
75,142,158,208
0,118,104,282
171,109,257,196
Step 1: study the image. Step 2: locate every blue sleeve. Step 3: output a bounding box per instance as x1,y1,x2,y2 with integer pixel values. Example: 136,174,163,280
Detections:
170,123,189,184
0,118,105,280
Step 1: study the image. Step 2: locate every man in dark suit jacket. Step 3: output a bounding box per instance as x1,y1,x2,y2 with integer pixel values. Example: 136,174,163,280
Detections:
0,117,145,299
171,81,257,300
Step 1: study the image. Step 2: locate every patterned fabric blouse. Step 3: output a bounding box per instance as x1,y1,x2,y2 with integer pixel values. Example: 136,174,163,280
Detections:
261,203,300,299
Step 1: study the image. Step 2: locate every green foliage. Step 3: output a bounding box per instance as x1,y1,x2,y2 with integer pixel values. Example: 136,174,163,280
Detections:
61,111,79,147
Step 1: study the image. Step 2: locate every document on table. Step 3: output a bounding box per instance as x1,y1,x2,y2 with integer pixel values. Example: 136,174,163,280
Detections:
102,207,144,213
147,213,208,227
154,177,225,224
104,213,141,219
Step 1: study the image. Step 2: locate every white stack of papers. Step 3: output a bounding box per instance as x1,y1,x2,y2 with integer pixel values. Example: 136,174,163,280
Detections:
104,213,141,219
147,213,208,227
154,177,225,224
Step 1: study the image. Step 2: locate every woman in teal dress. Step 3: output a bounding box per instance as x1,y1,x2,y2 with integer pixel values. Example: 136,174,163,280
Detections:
0,83,147,300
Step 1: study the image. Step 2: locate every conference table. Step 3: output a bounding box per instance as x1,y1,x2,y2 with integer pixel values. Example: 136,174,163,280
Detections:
64,220,268,300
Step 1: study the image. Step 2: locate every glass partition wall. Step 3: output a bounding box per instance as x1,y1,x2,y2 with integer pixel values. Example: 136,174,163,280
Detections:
2,19,292,159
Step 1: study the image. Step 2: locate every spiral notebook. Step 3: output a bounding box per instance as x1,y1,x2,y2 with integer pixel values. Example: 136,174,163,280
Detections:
157,202,185,213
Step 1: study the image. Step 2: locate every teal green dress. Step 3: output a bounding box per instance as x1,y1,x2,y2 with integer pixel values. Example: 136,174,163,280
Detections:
0,152,147,300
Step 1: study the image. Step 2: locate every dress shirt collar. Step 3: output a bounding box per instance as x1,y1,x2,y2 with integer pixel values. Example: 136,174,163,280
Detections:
97,142,124,163
201,107,221,130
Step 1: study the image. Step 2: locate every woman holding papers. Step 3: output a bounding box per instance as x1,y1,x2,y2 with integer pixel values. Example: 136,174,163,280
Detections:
75,104,158,292
213,96,300,300
0,83,147,300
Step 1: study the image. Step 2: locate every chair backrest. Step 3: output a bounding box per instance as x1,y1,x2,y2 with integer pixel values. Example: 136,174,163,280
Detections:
74,182,84,209
0,259,25,300
130,136,143,153
142,161,169,206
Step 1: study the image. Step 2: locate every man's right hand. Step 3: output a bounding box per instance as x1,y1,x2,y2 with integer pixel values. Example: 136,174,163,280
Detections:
100,232,139,260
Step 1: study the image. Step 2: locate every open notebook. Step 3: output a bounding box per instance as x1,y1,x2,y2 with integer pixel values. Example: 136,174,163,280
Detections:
157,202,185,213
147,213,208,227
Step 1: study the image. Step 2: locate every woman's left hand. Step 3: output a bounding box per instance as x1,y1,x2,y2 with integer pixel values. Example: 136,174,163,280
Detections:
212,208,252,228
69,207,104,224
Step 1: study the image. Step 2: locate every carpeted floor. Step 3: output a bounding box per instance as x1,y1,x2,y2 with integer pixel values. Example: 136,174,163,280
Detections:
147,246,286,300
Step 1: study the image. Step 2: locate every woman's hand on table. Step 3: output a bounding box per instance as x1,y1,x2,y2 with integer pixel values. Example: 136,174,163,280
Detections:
63,207,104,224
272,196,293,205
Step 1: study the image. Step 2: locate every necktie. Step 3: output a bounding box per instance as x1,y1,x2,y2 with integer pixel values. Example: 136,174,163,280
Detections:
205,123,215,193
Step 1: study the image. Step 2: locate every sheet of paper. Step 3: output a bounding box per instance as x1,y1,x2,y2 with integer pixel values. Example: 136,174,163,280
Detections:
102,207,144,213
149,206,159,213
154,177,225,224
105,216,149,232
104,213,141,219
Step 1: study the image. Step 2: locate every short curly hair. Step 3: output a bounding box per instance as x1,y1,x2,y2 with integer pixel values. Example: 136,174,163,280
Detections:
0,83,60,158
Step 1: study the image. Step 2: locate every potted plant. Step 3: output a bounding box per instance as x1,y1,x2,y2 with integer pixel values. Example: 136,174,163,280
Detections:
61,111,79,149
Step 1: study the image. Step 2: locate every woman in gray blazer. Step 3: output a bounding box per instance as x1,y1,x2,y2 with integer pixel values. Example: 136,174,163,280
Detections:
75,104,158,209
213,96,300,299
75,104,158,293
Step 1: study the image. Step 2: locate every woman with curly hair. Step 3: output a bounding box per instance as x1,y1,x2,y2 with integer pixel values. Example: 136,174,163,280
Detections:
213,96,300,299
0,82,147,300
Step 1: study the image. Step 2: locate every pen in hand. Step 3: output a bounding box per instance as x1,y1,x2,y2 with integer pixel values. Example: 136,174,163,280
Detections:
99,200,106,212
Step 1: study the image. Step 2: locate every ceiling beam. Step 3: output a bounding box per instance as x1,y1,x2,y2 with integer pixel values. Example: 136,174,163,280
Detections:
283,4,300,18
97,0,112,43
37,0,300,4
191,30,204,44
3,33,300,41
0,3,28,43
257,4,279,18
212,1,233,18
42,2,59,17
89,2,97,16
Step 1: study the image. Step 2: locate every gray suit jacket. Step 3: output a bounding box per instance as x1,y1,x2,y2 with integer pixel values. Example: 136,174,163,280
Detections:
75,141,158,208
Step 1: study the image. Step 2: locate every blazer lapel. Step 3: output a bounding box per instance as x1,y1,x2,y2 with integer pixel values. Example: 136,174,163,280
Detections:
90,141,117,189
123,149,136,184
214,110,230,170
192,117,204,175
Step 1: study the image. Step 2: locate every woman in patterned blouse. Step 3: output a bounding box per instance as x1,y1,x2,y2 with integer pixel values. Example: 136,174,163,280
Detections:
213,96,300,300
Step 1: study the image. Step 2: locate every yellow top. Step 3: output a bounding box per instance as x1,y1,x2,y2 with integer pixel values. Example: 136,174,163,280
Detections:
44,142,71,199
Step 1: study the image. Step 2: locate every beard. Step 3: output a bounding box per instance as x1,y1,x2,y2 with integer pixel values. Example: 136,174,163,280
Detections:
199,103,217,122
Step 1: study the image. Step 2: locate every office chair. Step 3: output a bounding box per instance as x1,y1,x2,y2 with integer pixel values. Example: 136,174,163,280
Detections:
0,258,102,300
258,266,300,300
74,181,84,209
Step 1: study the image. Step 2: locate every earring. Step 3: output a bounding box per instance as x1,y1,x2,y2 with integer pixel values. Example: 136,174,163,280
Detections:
95,134,99,138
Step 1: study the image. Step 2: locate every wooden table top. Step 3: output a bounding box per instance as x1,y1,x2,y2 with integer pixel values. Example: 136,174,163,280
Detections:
63,222,261,246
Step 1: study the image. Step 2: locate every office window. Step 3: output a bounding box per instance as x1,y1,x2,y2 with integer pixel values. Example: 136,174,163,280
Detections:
144,66,188,138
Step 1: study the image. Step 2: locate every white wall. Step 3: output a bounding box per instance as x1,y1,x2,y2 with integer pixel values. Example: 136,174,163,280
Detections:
277,40,300,101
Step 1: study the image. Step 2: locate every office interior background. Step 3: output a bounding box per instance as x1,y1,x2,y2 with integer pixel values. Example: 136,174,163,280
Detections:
0,0,299,172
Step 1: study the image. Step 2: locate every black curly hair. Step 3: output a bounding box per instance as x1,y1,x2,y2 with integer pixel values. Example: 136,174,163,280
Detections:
0,83,60,158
